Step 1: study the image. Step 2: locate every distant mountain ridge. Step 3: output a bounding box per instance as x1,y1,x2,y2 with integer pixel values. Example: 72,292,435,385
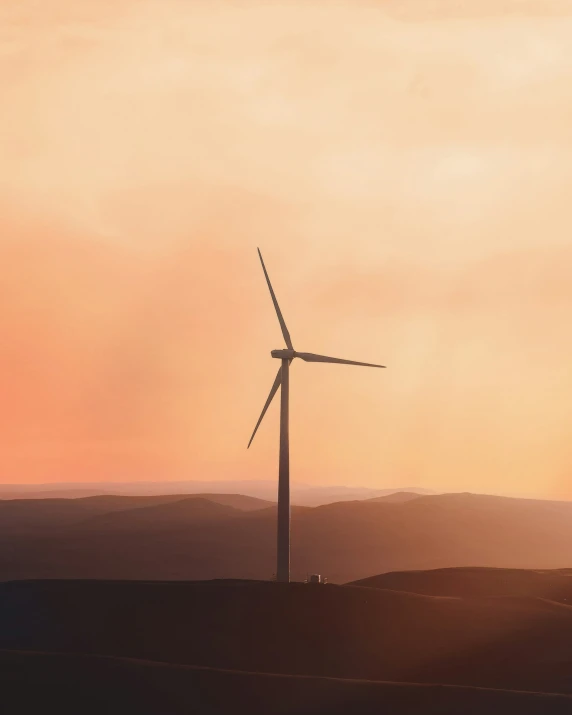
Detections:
0,480,435,506
0,493,271,537
366,491,422,504
2,491,572,582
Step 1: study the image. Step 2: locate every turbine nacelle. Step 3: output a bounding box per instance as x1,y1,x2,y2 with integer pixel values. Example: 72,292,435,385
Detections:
271,349,296,360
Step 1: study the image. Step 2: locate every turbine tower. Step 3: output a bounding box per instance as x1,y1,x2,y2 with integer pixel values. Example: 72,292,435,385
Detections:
248,249,385,583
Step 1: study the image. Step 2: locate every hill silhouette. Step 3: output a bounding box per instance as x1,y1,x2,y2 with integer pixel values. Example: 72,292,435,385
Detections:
4,578,572,697
0,480,426,505
3,492,572,581
3,649,572,715
351,567,572,603
77,498,244,533
366,491,421,503
0,493,270,536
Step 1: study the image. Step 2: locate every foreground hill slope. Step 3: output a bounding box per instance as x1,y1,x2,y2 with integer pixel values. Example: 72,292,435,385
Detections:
351,567,572,603
4,578,572,695
3,649,572,715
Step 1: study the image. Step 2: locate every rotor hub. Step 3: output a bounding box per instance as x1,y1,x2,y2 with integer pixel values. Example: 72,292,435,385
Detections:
271,349,296,360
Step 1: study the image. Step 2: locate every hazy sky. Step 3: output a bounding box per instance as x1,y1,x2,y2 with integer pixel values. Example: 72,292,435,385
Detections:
2,1,572,497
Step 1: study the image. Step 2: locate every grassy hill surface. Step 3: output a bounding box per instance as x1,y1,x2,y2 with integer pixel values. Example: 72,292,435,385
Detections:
4,578,572,695
3,649,572,715
350,566,572,603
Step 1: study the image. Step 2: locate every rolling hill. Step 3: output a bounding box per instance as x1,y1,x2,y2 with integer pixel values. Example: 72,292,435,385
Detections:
2,492,572,582
0,493,270,536
76,498,242,533
350,566,572,603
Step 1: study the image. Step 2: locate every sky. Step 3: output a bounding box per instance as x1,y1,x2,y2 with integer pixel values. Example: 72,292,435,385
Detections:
1,0,572,497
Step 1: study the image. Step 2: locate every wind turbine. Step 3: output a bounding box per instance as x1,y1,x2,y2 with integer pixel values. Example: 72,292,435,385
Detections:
248,249,385,583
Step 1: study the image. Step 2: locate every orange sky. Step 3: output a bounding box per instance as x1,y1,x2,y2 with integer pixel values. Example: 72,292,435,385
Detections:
2,1,572,497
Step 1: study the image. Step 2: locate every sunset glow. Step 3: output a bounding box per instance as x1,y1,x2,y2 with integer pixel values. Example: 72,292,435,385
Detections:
2,1,572,497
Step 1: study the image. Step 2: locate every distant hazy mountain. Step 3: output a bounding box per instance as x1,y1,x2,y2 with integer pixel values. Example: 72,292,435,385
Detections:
2,492,572,583
0,493,271,536
291,485,435,506
0,480,434,506
366,491,422,504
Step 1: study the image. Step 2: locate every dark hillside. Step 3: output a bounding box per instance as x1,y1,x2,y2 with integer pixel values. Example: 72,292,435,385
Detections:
351,567,572,603
4,578,572,695
3,650,572,715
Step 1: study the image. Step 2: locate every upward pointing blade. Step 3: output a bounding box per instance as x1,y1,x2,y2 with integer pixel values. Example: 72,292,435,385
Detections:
257,248,294,350
247,366,282,448
296,352,386,368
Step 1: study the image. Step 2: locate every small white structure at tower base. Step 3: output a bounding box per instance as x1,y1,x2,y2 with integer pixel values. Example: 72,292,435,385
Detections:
307,574,327,584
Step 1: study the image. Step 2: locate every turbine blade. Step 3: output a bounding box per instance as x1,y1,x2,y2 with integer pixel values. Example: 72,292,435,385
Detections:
257,248,294,350
296,352,386,368
247,367,282,448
